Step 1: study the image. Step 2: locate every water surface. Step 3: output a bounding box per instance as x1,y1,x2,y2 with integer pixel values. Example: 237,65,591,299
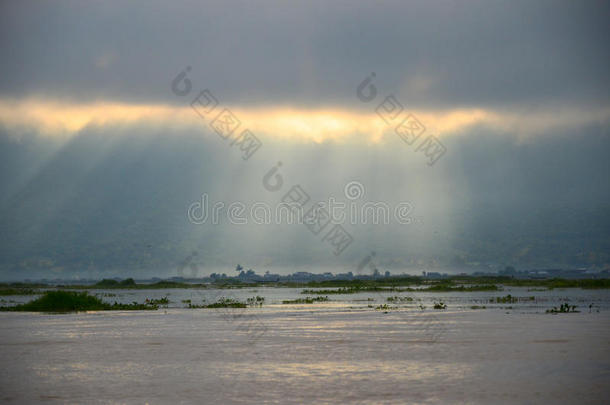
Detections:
1,288,609,404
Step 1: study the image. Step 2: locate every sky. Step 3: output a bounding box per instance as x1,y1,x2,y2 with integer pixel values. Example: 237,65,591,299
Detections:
0,0,609,280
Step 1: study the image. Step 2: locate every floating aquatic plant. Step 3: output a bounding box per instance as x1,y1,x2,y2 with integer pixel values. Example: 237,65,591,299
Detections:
282,296,329,304
246,296,265,306
546,303,579,313
433,302,447,310
387,296,413,303
0,291,158,312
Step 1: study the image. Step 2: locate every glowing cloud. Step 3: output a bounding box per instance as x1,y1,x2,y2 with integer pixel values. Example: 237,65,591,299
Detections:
0,98,608,142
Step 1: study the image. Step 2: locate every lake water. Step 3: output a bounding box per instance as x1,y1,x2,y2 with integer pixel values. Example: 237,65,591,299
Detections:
1,287,609,404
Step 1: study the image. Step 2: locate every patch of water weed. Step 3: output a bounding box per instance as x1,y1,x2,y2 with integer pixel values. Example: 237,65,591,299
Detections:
282,296,329,304
424,283,500,292
0,291,158,312
433,302,447,310
0,288,41,296
197,297,250,308
492,294,517,304
374,304,395,312
246,296,265,306
145,297,170,306
491,294,536,304
546,303,579,313
387,296,413,303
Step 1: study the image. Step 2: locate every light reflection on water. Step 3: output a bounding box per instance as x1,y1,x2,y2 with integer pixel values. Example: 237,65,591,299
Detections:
0,289,609,403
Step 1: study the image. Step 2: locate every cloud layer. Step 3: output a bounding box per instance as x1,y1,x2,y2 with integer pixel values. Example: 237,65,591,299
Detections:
0,1,608,279
1,1,608,109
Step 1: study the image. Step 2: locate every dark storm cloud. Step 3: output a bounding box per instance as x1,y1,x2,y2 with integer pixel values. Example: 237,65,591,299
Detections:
0,0,608,108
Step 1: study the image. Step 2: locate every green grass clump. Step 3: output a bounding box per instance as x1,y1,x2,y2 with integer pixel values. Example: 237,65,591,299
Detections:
433,302,447,310
282,296,329,304
546,303,579,313
301,287,356,295
187,296,263,308
543,279,610,290
387,296,413,302
301,277,422,288
0,288,40,296
246,296,265,306
203,298,247,308
12,291,108,311
145,297,170,306
146,281,194,289
301,286,410,295
492,294,518,304
0,291,158,312
374,304,393,311
470,305,486,309
423,283,499,292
